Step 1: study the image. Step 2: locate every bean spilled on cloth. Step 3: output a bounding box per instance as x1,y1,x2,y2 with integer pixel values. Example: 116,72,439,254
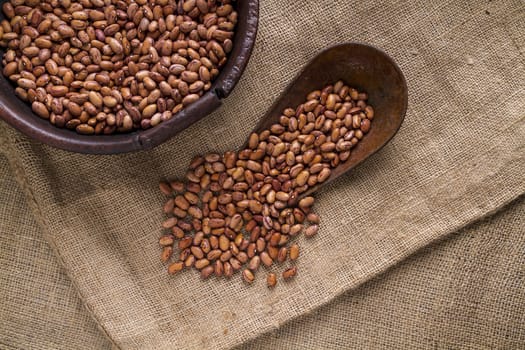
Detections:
159,80,374,287
0,0,237,134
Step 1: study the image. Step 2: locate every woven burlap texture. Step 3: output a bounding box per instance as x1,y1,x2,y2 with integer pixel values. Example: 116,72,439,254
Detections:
0,0,524,349
1,167,524,349
0,159,525,350
239,195,525,350
0,155,113,350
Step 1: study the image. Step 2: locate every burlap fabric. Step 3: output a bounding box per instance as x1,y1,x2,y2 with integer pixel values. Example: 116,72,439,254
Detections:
0,155,112,350
239,195,525,350
2,165,524,349
0,0,524,348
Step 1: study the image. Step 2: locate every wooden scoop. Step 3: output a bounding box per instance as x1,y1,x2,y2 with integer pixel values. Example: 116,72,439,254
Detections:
245,42,408,197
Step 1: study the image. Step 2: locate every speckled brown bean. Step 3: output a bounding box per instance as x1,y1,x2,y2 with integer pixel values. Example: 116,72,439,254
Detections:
360,119,371,133
190,246,204,259
230,257,242,271
171,226,184,239
242,269,254,284
307,213,320,224
178,236,193,250
277,247,288,263
195,258,210,270
161,217,178,229
298,197,315,209
267,246,279,260
267,273,277,288
282,266,297,280
159,234,175,246
295,170,309,187
289,244,299,260
179,248,191,262
214,260,224,276
184,255,195,267
174,195,190,210
32,101,49,119
256,237,266,252
317,168,331,183
248,256,260,271
223,261,233,277
260,251,273,267
200,265,215,279
160,246,173,262
159,182,172,196
305,225,319,237
76,124,95,135
364,105,374,119
168,261,184,274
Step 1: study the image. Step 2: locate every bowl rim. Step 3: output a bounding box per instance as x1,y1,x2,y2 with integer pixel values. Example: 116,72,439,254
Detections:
0,0,259,154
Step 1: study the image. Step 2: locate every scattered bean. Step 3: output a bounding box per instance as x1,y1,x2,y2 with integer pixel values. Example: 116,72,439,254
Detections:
267,273,277,288
158,81,374,288
282,266,297,280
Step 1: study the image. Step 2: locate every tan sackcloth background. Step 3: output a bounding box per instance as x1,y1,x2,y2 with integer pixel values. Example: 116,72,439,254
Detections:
0,0,524,348
1,161,524,349
0,155,112,350
239,195,525,350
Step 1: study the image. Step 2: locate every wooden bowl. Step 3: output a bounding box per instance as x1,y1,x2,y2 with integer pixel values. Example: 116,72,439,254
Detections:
0,0,259,154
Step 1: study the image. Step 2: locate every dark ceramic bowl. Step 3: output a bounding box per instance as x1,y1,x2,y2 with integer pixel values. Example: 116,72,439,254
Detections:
0,0,259,154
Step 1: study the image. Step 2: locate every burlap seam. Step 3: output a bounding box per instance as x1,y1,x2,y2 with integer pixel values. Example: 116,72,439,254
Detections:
0,122,121,350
